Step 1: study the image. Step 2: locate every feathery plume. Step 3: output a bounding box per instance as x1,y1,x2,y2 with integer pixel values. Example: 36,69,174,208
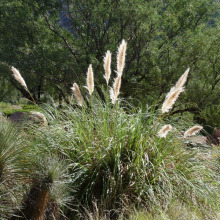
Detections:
117,39,127,76
161,68,190,114
184,125,203,138
162,87,184,113
157,125,173,138
11,66,28,91
71,83,83,106
110,75,122,104
175,67,190,90
103,50,112,85
85,64,94,95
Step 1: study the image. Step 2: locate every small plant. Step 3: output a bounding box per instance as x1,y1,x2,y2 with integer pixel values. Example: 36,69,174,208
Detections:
11,156,71,220
0,119,28,219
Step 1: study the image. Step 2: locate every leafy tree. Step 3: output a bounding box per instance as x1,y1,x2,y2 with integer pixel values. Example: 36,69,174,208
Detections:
0,0,75,103
45,0,219,97
0,0,219,127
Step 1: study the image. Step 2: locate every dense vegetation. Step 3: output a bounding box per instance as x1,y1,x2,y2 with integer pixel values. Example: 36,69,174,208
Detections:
0,39,219,219
0,0,219,127
0,0,219,219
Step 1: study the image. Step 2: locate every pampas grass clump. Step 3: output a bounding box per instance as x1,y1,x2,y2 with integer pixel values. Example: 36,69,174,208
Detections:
7,40,218,220
35,40,216,218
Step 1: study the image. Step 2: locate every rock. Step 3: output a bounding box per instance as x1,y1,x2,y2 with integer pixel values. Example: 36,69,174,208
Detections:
9,111,48,126
28,111,48,126
9,112,28,123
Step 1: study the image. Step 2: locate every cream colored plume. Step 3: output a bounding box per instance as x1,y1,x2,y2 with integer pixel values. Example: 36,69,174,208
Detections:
175,67,190,90
11,66,28,91
71,83,83,106
103,50,111,85
157,124,173,138
184,125,203,138
110,75,122,104
85,64,94,95
161,68,190,113
117,39,127,76
162,87,184,113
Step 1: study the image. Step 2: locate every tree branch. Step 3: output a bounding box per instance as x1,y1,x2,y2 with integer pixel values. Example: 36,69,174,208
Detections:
169,107,200,116
44,15,79,63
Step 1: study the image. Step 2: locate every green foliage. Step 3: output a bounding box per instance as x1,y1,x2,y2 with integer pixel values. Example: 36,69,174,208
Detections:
0,0,70,102
0,0,219,127
0,0,219,218
21,104,39,110
12,156,72,219
200,104,220,128
0,74,219,218
0,119,28,219
0,102,41,117
0,118,71,219
129,200,217,220
31,90,219,218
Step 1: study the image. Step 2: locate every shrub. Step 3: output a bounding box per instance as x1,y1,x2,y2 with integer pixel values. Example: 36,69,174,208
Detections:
6,40,220,219
0,118,71,219
31,97,218,218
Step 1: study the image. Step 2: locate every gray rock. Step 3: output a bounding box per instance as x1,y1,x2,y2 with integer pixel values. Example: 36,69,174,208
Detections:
9,111,48,126
28,111,48,126
9,112,28,122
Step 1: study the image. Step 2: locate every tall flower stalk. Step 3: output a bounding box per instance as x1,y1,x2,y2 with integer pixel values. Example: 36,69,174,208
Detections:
117,39,127,76
110,76,122,105
157,124,172,138
85,64,94,96
161,68,190,114
103,51,112,85
184,125,203,138
109,39,127,105
71,83,83,106
11,67,37,105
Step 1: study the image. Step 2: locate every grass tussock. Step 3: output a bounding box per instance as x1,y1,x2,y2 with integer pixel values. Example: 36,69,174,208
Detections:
32,99,219,218
1,40,219,219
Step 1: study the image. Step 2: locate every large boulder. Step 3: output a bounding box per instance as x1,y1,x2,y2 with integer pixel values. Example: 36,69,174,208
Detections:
9,111,48,126
28,111,48,126
9,112,28,123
